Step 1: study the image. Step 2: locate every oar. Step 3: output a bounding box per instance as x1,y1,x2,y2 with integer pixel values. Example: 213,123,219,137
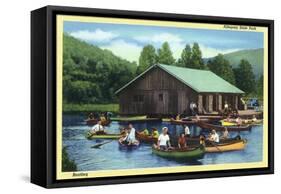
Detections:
208,141,222,153
91,140,113,149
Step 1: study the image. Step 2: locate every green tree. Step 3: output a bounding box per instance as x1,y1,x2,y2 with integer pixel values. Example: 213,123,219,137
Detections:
137,44,157,74
233,59,256,94
190,43,205,69
256,75,263,98
157,42,175,65
207,54,236,85
178,44,192,67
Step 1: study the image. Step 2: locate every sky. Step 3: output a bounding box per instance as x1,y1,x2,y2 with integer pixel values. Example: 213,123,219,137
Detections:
64,21,264,63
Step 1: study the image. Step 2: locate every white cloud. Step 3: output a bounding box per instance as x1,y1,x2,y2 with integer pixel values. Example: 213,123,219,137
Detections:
101,39,142,62
135,33,183,44
70,29,118,43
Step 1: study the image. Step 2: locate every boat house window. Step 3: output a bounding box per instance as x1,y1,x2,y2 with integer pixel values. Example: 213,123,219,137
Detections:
159,93,163,101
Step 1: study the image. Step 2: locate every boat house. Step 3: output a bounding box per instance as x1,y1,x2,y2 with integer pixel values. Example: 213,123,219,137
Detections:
115,64,244,116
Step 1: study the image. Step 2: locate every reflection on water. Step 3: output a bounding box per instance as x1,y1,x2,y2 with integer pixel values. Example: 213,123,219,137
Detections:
62,114,263,171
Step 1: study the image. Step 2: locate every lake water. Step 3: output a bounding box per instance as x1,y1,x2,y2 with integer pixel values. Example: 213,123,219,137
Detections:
62,114,263,171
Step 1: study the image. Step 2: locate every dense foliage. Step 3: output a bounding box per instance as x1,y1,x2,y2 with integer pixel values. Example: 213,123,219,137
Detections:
63,34,263,110
63,34,137,104
62,147,77,172
207,54,236,85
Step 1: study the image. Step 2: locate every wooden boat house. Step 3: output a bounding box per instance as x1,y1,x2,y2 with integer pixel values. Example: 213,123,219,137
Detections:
115,64,244,116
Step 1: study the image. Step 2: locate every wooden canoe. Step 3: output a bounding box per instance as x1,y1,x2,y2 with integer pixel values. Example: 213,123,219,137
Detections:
197,122,251,132
111,116,161,123
85,118,111,126
152,145,205,160
136,132,158,143
205,139,247,153
86,132,121,140
170,118,197,125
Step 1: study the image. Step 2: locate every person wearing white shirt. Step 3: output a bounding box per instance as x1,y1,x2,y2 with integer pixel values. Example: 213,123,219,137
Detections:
208,129,219,143
184,125,191,137
127,123,139,145
90,120,104,134
157,127,171,150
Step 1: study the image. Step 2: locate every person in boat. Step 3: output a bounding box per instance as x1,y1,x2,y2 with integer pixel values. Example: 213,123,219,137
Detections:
221,127,229,140
208,129,219,143
88,112,94,120
156,127,172,150
252,115,257,122
127,123,139,145
152,128,159,138
190,102,198,116
139,128,149,136
176,114,181,121
235,117,242,126
183,125,191,137
90,120,105,135
178,133,187,149
223,101,229,115
119,128,129,144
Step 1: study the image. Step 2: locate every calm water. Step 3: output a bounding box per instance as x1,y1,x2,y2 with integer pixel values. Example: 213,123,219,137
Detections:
62,114,263,171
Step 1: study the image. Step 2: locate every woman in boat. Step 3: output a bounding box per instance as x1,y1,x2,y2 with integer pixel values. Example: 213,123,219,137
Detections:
178,133,187,149
156,127,172,150
90,120,105,135
221,127,229,140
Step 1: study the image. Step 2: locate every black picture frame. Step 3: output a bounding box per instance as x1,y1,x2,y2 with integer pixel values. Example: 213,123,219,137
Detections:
31,5,274,188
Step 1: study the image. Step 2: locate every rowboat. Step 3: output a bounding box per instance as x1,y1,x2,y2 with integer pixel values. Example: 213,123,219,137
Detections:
152,145,205,160
118,141,140,149
111,116,161,123
86,132,121,140
220,119,262,126
170,118,197,125
136,132,158,143
85,119,111,126
205,139,247,153
197,122,251,132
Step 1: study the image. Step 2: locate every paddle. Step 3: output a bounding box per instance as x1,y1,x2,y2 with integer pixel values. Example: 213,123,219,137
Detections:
91,140,113,149
208,141,222,153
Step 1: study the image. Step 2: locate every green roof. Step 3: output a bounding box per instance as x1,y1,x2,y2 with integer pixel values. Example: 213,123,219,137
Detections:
115,64,244,94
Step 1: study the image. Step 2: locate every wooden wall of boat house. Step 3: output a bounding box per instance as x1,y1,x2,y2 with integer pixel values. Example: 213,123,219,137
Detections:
118,67,198,115
117,66,241,115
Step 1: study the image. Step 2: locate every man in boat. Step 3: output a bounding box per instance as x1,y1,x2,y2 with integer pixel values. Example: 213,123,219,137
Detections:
127,123,139,145
221,127,229,140
152,128,159,138
88,112,94,120
178,133,187,149
235,117,242,126
183,125,191,137
90,120,105,135
156,127,172,150
252,115,257,122
119,128,129,144
190,102,198,116
208,129,219,143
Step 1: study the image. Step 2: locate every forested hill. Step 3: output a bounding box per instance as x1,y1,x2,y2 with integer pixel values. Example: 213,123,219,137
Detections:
63,34,137,104
205,48,263,77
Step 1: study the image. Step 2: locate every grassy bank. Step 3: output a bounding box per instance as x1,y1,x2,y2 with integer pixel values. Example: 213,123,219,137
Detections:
62,147,77,172
63,103,119,113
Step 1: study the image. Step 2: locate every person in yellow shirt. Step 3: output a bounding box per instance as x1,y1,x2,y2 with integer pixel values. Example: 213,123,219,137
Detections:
152,128,159,138
140,128,149,136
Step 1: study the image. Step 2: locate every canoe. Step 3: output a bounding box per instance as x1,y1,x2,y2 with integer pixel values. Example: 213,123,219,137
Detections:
205,139,247,153
86,132,121,140
170,118,197,125
197,122,251,132
111,116,161,123
136,132,158,143
220,119,262,126
85,119,111,126
152,145,205,160
118,141,140,149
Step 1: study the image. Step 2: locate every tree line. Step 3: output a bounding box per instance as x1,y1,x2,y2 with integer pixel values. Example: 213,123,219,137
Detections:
137,42,263,96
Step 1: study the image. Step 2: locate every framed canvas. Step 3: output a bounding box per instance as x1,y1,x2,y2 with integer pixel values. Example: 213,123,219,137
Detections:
31,5,274,188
